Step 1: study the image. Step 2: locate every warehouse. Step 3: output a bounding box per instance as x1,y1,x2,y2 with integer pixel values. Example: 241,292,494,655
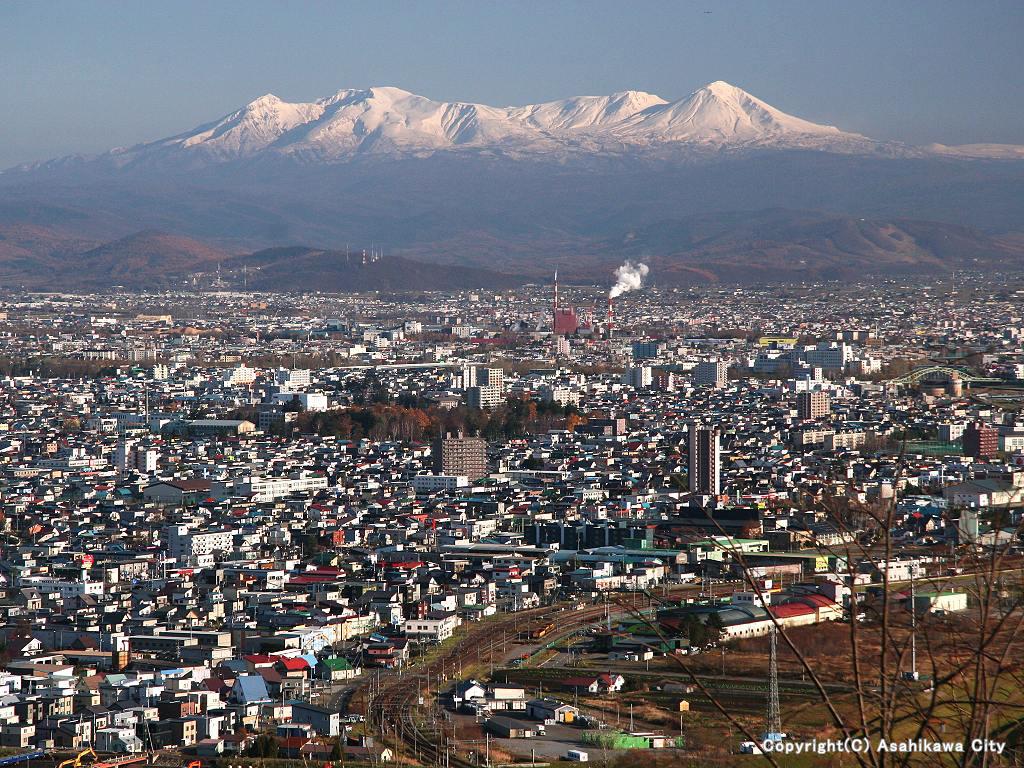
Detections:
484,717,540,739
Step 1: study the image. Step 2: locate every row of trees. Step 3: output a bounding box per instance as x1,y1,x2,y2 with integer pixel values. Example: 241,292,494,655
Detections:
0,355,124,378
242,735,347,760
291,397,584,443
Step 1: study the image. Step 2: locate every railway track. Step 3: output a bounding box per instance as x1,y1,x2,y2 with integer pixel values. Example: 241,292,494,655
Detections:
361,602,611,766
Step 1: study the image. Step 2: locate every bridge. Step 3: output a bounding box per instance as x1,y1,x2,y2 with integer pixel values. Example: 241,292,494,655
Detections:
889,365,1000,385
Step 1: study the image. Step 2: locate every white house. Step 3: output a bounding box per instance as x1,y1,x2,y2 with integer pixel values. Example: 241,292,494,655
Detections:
403,613,460,643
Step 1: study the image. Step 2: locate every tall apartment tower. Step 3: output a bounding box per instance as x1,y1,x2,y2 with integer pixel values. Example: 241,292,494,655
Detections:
688,424,721,497
621,366,653,389
797,390,830,420
478,367,504,390
433,431,488,480
963,421,999,459
693,360,729,388
459,366,478,389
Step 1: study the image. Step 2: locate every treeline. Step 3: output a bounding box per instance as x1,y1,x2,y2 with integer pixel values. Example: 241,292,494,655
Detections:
0,355,124,378
293,397,584,442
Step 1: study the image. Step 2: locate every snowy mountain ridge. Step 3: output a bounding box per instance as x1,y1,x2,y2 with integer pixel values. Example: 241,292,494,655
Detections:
13,81,885,170
12,80,1024,172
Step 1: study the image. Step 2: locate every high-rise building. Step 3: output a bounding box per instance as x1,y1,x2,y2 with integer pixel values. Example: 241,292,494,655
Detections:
652,369,676,391
459,366,478,389
693,360,729,388
688,424,721,497
939,423,966,443
804,343,852,371
621,366,653,389
478,367,504,389
468,384,504,409
797,390,830,420
114,439,135,477
274,367,312,389
963,421,999,458
433,432,488,480
631,341,666,360
115,439,158,476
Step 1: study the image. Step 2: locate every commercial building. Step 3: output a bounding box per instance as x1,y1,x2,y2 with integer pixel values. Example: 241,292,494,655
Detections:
413,474,469,493
213,474,329,502
804,343,851,371
270,392,328,412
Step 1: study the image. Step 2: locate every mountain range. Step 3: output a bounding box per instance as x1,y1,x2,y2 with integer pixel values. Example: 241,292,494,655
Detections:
14,80,1024,169
2,80,1024,290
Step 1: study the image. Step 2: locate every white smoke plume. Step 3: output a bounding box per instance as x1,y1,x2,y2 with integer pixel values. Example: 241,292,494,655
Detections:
609,260,649,298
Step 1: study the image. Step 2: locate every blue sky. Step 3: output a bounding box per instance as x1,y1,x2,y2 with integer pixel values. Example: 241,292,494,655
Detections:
2,1,1022,167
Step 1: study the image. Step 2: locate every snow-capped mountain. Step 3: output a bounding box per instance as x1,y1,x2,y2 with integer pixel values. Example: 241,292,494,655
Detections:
56,81,891,169
4,80,1024,288
615,81,843,143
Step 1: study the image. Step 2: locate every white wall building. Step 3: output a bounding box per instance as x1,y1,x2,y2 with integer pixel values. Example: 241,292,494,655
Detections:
413,474,469,493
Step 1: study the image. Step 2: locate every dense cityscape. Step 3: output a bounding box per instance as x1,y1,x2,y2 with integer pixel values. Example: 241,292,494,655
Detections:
0,272,1020,766
4,1,1024,765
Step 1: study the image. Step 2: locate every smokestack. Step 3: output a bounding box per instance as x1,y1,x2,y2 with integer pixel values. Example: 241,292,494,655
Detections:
607,295,614,340
553,269,559,311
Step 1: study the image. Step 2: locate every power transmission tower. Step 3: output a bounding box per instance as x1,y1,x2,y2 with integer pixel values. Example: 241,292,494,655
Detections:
766,626,782,740
904,573,919,681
